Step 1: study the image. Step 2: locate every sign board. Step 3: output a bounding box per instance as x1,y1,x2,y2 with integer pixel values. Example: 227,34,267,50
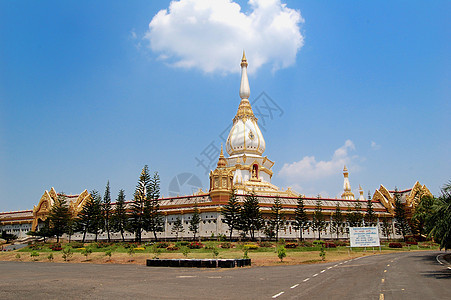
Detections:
349,227,380,247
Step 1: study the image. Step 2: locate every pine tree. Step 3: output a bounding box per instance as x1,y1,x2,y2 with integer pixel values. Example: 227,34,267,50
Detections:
364,198,376,227
144,172,164,241
347,202,363,228
171,217,184,241
221,189,241,241
189,203,201,240
269,196,285,242
48,194,71,243
331,203,344,240
240,192,263,241
102,181,112,242
129,165,151,243
393,188,410,241
87,190,103,242
111,189,128,242
312,197,326,240
426,181,451,250
293,196,309,241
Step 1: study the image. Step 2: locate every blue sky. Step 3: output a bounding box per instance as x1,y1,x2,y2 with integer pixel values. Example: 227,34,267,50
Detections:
0,0,449,211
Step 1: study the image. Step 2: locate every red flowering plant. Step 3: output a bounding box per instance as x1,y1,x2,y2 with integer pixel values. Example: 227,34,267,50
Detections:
187,242,204,249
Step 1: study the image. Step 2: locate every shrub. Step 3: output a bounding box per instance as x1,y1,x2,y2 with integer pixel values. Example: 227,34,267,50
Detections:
258,241,274,248
175,241,189,246
324,242,336,248
243,244,259,250
50,243,62,251
105,249,112,259
319,247,326,261
212,247,219,258
389,242,403,248
278,246,287,262
47,253,54,261
156,241,170,248
15,253,21,259
219,242,232,249
278,238,286,245
81,247,93,259
285,242,297,249
182,246,190,258
313,240,325,246
30,251,40,259
187,242,203,249
166,245,179,251
62,247,73,261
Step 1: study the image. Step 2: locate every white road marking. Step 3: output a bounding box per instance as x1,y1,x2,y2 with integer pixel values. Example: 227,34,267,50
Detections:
387,264,390,267
312,273,319,277
334,264,339,267
290,284,299,289
380,293,384,300
272,292,284,298
339,262,343,265
327,266,332,269
401,288,405,291
303,278,310,282
320,270,326,273
381,278,385,283
448,267,451,270
384,270,387,273
207,276,222,279
176,276,197,278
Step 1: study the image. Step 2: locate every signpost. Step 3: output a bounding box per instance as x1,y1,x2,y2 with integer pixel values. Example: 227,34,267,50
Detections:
349,227,381,252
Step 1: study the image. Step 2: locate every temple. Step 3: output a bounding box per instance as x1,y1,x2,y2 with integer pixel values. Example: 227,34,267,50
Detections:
0,54,431,241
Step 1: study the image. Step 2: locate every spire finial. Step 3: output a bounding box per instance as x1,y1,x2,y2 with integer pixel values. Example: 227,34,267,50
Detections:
241,50,248,67
239,51,250,99
220,144,224,157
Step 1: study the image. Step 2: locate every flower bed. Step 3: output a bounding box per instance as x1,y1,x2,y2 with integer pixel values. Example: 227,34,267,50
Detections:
258,241,273,248
156,242,170,248
285,242,297,248
406,241,418,245
219,242,232,249
324,242,336,248
187,242,204,249
243,244,259,250
50,243,62,251
166,245,179,251
389,242,403,248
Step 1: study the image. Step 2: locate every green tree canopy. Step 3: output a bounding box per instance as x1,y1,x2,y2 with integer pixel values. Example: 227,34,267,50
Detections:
221,189,241,241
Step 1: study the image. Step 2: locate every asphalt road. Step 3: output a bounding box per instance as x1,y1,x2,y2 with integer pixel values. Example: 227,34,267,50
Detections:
0,251,449,299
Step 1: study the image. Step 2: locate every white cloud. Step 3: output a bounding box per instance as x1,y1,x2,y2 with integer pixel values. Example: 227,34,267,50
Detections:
278,140,356,182
145,0,304,74
371,141,381,150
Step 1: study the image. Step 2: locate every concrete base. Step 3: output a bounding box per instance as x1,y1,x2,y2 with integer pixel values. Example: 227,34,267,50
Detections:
146,258,251,268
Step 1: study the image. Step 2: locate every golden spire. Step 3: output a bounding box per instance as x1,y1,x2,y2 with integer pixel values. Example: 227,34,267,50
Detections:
241,50,248,67
217,144,227,168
